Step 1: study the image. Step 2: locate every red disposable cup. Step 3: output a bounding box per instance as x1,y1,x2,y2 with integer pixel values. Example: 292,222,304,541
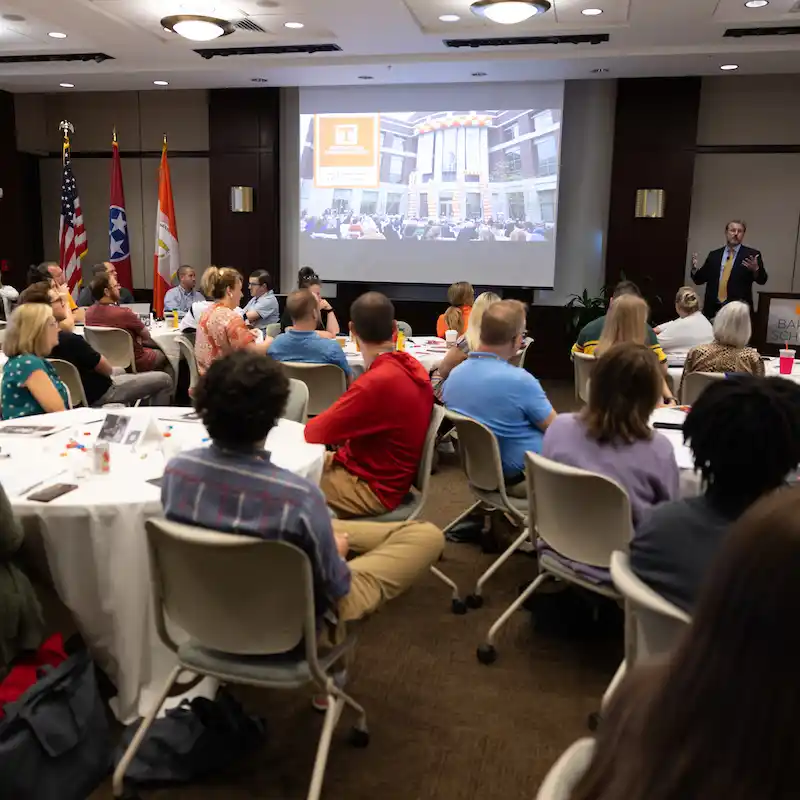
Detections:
780,350,796,375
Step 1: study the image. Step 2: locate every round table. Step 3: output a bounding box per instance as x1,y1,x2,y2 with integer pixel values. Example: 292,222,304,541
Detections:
344,336,447,378
2,407,325,722
650,407,701,497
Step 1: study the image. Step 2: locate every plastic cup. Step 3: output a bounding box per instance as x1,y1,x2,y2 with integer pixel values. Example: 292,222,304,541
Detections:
335,336,346,348
445,329,458,348
780,349,796,375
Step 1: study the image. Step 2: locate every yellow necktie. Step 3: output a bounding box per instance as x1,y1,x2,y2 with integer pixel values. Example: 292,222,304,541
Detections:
718,248,736,303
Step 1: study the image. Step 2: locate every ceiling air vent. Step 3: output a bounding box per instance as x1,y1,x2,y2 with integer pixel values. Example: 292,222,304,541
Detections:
235,18,268,33
724,25,800,37
194,43,341,59
444,33,609,48
0,52,113,64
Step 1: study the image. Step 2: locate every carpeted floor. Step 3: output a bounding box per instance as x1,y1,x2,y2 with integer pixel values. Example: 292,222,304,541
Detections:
84,381,621,800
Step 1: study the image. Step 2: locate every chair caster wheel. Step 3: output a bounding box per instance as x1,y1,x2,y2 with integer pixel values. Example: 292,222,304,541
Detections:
477,644,497,665
451,598,468,615
587,711,601,731
350,726,370,748
466,593,484,609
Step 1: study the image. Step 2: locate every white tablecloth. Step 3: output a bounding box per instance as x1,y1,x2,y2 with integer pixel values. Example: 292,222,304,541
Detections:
2,407,325,722
650,407,701,497
669,357,800,391
344,336,447,378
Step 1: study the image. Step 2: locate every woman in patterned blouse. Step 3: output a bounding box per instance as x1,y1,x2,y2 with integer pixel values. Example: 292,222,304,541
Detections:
1,303,68,419
194,267,273,375
681,301,764,394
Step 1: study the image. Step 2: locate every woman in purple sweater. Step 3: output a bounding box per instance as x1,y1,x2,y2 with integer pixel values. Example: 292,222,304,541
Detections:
543,342,679,528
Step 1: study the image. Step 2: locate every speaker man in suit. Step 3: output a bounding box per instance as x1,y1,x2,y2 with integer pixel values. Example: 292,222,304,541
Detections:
690,219,767,319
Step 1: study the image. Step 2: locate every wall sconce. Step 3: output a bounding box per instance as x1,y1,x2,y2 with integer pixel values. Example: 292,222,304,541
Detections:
635,189,665,219
230,186,254,213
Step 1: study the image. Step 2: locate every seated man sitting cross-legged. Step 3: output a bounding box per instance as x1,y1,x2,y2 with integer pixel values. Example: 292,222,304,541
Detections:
161,350,445,643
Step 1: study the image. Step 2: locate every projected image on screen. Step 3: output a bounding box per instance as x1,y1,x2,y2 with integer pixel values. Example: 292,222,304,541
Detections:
300,110,560,244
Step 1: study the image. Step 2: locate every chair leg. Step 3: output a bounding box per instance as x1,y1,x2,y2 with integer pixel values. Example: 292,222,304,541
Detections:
112,665,183,797
477,573,552,665
470,527,532,603
429,565,466,614
307,695,345,800
307,685,368,800
442,500,483,535
601,659,627,710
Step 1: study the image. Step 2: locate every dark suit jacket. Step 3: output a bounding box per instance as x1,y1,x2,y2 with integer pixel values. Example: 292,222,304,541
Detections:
691,244,767,319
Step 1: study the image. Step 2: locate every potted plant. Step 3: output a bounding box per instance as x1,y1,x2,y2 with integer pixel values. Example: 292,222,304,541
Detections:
564,288,609,340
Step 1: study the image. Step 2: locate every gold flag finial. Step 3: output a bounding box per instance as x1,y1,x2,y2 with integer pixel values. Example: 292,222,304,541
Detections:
163,132,168,147
113,126,117,144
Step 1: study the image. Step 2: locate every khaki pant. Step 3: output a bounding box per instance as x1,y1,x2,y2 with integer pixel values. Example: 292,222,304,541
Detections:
320,453,388,518
334,519,445,623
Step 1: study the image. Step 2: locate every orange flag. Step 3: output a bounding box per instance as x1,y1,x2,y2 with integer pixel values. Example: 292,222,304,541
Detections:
152,138,180,317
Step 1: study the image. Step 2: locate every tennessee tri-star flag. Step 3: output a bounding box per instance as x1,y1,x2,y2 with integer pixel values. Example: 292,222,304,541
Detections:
152,138,180,317
59,136,88,295
109,133,133,292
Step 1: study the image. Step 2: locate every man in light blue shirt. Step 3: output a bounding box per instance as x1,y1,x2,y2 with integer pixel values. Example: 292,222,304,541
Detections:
241,269,279,331
442,300,556,496
268,289,352,379
163,265,205,316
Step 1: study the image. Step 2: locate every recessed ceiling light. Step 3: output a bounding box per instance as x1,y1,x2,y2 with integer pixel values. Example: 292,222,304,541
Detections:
60,83,75,88
48,31,68,39
472,71,487,76
439,14,461,21
720,63,739,70
471,0,551,24
745,0,769,7
160,15,235,41
284,21,304,28
582,8,603,15
153,80,169,86
358,75,374,80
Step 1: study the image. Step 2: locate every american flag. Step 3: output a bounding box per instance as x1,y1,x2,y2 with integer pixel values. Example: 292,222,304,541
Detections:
59,141,87,294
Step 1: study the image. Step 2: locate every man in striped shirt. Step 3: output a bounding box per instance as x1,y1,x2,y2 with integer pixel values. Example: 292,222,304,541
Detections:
161,350,444,629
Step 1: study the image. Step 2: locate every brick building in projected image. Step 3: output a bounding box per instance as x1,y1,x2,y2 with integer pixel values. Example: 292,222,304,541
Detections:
299,109,561,231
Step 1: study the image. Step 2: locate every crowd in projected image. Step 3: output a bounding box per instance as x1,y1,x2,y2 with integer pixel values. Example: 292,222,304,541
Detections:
299,109,561,246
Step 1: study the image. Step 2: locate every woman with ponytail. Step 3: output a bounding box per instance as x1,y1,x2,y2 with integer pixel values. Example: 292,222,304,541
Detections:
195,266,272,374
654,286,713,358
436,281,474,339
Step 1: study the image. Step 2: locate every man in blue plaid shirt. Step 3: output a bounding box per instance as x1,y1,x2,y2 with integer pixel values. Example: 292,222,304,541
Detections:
161,350,443,628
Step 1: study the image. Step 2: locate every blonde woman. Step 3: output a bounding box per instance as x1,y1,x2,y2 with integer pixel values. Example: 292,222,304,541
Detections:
436,281,475,338
654,286,713,358
597,294,676,405
430,291,500,400
681,301,763,389
195,266,272,375
1,304,68,419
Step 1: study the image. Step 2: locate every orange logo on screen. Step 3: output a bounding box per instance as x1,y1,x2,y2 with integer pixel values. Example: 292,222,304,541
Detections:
316,115,377,168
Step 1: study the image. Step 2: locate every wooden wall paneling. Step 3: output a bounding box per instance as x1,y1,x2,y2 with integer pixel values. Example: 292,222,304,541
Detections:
605,78,702,323
0,91,42,287
208,89,281,290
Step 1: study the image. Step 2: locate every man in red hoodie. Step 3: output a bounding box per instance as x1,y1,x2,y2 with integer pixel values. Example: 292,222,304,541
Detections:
305,291,434,518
